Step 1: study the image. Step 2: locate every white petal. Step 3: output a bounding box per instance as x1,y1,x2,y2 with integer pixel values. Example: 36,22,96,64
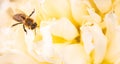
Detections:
81,23,107,63
62,44,90,64
93,0,112,13
70,0,90,24
0,49,38,64
50,18,79,40
104,12,120,63
87,8,101,23
90,24,107,64
80,26,94,55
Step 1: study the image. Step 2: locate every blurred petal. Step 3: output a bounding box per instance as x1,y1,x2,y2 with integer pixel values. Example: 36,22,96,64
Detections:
62,44,91,64
0,49,38,64
41,0,71,19
81,25,94,55
104,11,120,63
81,23,107,63
114,0,120,16
114,0,120,24
87,8,101,23
40,25,54,61
70,0,91,25
24,23,55,63
50,18,79,41
114,57,120,64
90,23,107,64
93,0,112,13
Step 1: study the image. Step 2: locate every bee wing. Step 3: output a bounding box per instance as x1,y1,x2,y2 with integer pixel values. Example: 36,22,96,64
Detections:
13,13,26,22
7,7,27,18
7,7,15,17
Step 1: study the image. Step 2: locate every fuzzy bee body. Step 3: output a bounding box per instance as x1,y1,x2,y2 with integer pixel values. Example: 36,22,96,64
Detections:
12,9,37,34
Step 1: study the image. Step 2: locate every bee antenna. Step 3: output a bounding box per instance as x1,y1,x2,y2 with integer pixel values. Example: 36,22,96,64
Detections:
29,9,35,17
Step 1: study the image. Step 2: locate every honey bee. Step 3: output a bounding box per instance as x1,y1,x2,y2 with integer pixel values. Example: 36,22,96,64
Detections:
11,9,37,34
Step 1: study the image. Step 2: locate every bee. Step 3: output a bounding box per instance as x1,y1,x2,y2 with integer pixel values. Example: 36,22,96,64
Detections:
11,9,37,34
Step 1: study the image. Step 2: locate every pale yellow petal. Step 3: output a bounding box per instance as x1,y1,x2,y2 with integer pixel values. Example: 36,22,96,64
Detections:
114,57,120,64
50,18,79,41
0,49,39,64
24,24,55,63
70,0,90,25
87,8,101,23
90,23,107,64
114,0,120,24
81,23,107,64
104,11,120,63
80,25,94,55
93,0,112,13
42,0,71,19
62,44,91,64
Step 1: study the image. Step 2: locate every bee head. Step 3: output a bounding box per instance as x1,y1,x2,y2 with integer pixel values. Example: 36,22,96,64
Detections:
31,22,37,30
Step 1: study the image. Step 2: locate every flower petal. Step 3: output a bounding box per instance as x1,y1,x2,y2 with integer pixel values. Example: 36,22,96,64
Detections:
80,25,94,55
93,0,112,13
62,44,91,64
104,11,120,63
81,23,107,63
70,0,91,25
50,18,79,41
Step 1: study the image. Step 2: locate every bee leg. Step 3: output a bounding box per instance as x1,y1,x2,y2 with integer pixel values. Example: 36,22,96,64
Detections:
29,9,35,17
11,23,22,27
23,25,27,34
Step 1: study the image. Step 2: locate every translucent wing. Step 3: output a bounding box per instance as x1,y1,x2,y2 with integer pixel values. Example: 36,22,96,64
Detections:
7,7,26,17
13,13,26,22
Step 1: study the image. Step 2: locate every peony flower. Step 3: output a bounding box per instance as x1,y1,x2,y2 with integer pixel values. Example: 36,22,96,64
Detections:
0,0,120,64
